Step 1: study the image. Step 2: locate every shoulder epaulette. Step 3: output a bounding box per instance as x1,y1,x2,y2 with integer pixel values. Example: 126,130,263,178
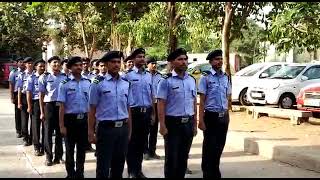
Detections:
202,71,211,76
92,75,105,84
162,73,172,79
126,69,133,74
84,78,91,83
61,73,67,76
44,72,50,76
121,77,128,82
61,78,71,84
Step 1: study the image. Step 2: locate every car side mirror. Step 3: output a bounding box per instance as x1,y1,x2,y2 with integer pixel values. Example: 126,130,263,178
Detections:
301,75,308,81
259,72,269,78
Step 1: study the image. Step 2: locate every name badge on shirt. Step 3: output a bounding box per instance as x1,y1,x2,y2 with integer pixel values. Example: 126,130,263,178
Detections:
77,114,84,119
132,79,139,81
172,86,179,90
103,90,111,94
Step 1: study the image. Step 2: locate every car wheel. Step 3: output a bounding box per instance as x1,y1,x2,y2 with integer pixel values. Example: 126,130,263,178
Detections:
239,89,252,106
279,94,295,109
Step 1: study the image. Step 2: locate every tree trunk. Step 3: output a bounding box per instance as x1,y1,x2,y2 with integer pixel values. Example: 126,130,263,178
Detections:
222,2,233,111
111,2,117,50
126,31,133,56
167,2,178,54
78,5,89,58
89,31,96,59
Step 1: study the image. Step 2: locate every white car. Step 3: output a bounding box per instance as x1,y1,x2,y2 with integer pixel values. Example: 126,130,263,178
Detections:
232,62,288,105
247,63,320,109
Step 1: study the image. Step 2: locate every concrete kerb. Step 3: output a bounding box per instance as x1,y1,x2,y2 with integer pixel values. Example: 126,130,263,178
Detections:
226,131,320,173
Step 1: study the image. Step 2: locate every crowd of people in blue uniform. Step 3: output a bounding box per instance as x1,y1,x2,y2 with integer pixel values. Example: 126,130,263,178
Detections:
8,47,231,178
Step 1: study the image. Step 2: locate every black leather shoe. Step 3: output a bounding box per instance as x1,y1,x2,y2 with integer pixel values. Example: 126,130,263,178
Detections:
136,172,147,178
128,173,138,178
149,153,161,160
186,168,193,174
45,159,53,166
16,133,23,138
24,140,32,146
34,149,41,156
53,158,61,164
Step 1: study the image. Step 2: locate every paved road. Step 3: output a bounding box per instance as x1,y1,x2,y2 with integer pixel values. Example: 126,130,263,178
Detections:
0,88,319,178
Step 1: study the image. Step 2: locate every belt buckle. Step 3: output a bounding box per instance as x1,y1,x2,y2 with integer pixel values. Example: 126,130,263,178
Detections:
114,121,123,128
181,117,189,123
77,113,84,119
55,102,60,107
218,112,225,117
141,107,147,113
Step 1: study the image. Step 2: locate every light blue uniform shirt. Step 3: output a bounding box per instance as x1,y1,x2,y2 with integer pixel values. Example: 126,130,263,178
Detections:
38,71,68,102
9,68,23,92
17,70,34,94
198,68,231,112
89,73,130,121
124,66,153,107
147,70,162,101
57,75,91,114
26,72,42,100
156,70,197,116
81,71,95,82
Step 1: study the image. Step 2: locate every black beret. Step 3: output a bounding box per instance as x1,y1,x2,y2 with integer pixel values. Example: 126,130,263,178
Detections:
61,58,68,66
100,51,124,62
167,48,188,62
48,56,61,63
67,56,82,69
130,48,145,58
146,57,157,65
33,59,46,67
124,55,134,62
206,50,222,60
15,57,24,62
81,57,90,63
90,59,99,66
23,57,33,63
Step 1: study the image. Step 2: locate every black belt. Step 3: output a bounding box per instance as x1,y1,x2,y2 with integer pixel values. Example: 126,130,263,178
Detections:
46,101,60,106
205,110,227,117
98,119,128,128
165,115,193,124
131,106,151,113
65,113,88,120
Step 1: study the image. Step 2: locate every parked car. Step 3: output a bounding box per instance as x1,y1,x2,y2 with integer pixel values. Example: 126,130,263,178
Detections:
157,61,168,74
232,62,288,105
187,61,211,84
296,83,320,114
0,62,16,88
247,63,320,109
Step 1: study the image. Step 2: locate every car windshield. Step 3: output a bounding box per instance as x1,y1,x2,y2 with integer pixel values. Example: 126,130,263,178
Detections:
269,65,306,79
238,64,266,77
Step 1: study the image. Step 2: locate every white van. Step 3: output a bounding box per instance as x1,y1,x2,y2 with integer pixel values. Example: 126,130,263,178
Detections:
247,63,320,109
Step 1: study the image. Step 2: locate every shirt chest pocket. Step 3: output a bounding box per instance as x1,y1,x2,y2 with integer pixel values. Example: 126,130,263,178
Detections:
101,88,114,98
169,85,183,95
67,89,77,100
208,80,220,91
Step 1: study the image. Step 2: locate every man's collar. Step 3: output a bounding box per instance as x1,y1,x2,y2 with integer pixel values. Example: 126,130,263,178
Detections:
24,69,33,75
69,74,86,81
105,73,120,81
133,66,146,74
171,69,189,79
210,68,224,76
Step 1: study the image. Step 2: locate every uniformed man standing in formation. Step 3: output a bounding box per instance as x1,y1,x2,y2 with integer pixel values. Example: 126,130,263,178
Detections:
88,51,132,178
97,59,108,77
156,48,198,178
81,57,95,81
198,49,231,178
124,48,153,178
90,59,100,82
17,57,34,146
61,59,70,77
26,59,46,156
58,56,91,178
39,56,67,166
144,57,162,160
9,57,25,138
